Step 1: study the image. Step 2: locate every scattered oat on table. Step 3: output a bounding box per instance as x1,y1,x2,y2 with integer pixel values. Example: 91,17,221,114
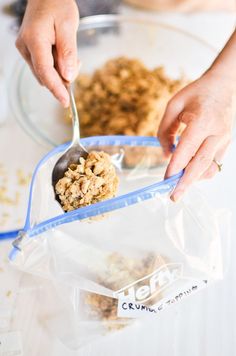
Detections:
0,163,32,228
0,212,10,227
6,290,12,298
0,187,20,206
17,169,32,186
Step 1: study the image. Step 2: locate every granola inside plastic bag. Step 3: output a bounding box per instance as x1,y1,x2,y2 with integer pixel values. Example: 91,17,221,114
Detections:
8,136,230,349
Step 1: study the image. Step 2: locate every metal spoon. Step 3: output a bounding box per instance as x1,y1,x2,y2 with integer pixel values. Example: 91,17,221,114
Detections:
52,83,88,199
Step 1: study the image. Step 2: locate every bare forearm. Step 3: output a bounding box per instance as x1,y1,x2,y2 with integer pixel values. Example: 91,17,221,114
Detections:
207,30,236,87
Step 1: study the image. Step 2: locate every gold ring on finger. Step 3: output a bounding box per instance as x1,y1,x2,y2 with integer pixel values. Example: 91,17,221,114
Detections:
213,159,223,172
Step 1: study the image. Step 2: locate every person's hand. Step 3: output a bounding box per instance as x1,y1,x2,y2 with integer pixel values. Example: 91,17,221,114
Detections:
15,0,79,107
158,70,235,201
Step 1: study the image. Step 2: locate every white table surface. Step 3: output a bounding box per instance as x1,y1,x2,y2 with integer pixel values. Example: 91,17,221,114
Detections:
0,1,236,355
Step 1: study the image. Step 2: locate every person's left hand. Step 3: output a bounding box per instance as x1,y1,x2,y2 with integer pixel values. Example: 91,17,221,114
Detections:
158,70,235,202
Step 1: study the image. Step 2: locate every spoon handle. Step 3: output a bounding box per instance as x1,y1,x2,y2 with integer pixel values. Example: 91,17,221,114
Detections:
68,83,81,145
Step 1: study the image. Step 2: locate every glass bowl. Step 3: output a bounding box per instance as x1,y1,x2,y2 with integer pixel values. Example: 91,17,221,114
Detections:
10,15,218,149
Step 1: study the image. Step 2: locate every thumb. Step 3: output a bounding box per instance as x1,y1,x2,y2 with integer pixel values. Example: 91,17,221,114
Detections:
157,97,184,157
55,19,79,82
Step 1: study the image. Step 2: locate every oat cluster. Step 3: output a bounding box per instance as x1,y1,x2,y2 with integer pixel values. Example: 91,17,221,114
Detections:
64,57,185,137
55,151,119,212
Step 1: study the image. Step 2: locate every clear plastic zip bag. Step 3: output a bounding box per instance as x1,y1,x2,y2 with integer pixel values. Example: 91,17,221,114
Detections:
8,136,230,349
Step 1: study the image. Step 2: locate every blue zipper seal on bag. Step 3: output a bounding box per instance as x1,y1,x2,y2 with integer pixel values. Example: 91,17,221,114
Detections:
0,229,20,241
24,135,167,231
6,136,183,260
22,170,182,239
3,136,162,241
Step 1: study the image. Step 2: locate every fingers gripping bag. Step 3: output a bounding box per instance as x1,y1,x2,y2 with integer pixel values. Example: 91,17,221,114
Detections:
8,136,230,349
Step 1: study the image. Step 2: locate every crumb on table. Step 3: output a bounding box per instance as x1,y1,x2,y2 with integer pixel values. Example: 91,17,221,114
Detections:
17,169,32,186
6,290,12,298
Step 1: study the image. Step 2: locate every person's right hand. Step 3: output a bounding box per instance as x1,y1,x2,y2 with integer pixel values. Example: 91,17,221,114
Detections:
16,0,79,107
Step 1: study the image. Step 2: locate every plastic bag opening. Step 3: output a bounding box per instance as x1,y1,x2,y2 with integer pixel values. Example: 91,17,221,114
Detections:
8,135,230,350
